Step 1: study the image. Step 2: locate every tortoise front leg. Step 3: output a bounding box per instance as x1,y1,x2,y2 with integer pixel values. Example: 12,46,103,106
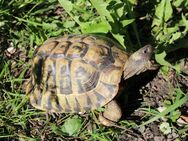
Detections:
98,100,122,126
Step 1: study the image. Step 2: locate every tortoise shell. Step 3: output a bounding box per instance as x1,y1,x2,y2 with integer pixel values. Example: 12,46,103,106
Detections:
27,34,129,113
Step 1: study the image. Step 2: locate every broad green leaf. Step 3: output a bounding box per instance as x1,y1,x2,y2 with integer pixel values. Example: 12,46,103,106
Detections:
81,21,111,33
182,14,188,34
115,2,124,18
164,0,173,22
58,0,73,13
63,21,76,28
51,124,64,136
61,116,82,136
121,19,135,27
166,27,179,34
173,63,181,73
42,22,57,30
156,51,181,72
152,0,165,27
169,32,182,44
173,0,184,7
58,0,81,25
155,51,171,66
90,0,113,22
112,33,125,49
128,0,137,5
152,0,172,26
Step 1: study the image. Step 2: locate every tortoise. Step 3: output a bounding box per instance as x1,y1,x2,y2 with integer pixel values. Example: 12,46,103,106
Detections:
26,34,157,126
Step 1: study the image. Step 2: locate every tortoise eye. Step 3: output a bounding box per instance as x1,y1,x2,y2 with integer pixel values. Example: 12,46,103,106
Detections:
142,45,153,54
143,48,148,54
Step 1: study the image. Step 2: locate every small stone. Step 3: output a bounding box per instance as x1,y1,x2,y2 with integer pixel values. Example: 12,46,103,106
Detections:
154,136,165,141
167,134,173,139
7,46,16,54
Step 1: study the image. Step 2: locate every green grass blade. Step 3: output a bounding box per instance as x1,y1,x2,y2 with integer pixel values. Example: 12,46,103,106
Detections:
140,94,188,126
0,61,9,79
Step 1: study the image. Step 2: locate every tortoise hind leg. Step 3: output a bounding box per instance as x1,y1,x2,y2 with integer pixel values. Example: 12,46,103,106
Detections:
98,100,122,126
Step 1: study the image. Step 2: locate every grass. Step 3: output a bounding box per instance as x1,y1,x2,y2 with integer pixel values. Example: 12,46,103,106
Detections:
0,0,188,140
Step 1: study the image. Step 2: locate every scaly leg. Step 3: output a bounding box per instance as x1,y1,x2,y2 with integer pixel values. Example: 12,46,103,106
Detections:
98,100,122,126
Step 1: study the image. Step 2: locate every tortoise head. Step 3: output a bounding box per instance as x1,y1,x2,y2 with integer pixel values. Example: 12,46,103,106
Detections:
123,44,155,80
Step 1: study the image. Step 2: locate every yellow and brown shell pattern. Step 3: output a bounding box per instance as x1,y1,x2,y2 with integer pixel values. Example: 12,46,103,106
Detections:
27,34,128,113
